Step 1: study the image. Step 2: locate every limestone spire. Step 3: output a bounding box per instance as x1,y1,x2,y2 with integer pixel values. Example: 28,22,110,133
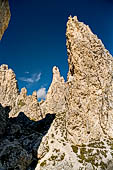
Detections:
52,66,64,83
40,66,66,115
66,16,113,144
20,88,27,98
32,91,37,101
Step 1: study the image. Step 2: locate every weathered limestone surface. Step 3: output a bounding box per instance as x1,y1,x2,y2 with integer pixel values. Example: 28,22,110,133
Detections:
0,0,11,40
66,16,113,145
36,111,81,170
0,64,19,107
9,88,43,121
41,66,67,115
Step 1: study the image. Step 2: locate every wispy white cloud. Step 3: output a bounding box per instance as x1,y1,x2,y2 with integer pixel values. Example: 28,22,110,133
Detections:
19,77,34,83
37,88,46,99
19,72,41,83
25,71,29,74
34,73,41,82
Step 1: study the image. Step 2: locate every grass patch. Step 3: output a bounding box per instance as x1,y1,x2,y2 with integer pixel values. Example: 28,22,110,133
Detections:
18,100,25,107
40,160,46,167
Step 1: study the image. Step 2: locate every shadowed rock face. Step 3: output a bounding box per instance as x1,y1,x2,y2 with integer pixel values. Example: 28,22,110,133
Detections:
0,104,9,136
0,104,55,170
0,0,11,40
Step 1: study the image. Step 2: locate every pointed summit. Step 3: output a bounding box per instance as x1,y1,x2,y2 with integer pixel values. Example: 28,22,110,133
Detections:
52,66,64,83
66,16,113,144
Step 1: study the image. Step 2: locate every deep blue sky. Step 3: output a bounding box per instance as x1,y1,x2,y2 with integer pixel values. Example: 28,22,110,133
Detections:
0,0,113,97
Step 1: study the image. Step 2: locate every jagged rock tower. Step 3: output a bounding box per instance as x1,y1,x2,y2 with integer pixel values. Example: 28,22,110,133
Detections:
41,66,67,115
66,16,113,144
0,64,19,107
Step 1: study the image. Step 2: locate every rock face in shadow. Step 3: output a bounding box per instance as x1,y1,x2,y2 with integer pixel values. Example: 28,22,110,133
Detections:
0,0,11,40
0,104,9,136
0,104,55,170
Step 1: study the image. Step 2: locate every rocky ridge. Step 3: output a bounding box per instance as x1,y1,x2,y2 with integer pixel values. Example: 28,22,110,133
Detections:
0,64,43,121
0,16,113,170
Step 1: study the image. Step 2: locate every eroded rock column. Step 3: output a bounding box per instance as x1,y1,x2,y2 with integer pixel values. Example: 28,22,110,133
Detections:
66,16,113,144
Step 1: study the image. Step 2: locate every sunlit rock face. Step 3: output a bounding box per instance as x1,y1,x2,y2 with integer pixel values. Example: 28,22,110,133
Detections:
0,0,11,40
40,66,68,116
66,16,113,145
0,64,19,107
